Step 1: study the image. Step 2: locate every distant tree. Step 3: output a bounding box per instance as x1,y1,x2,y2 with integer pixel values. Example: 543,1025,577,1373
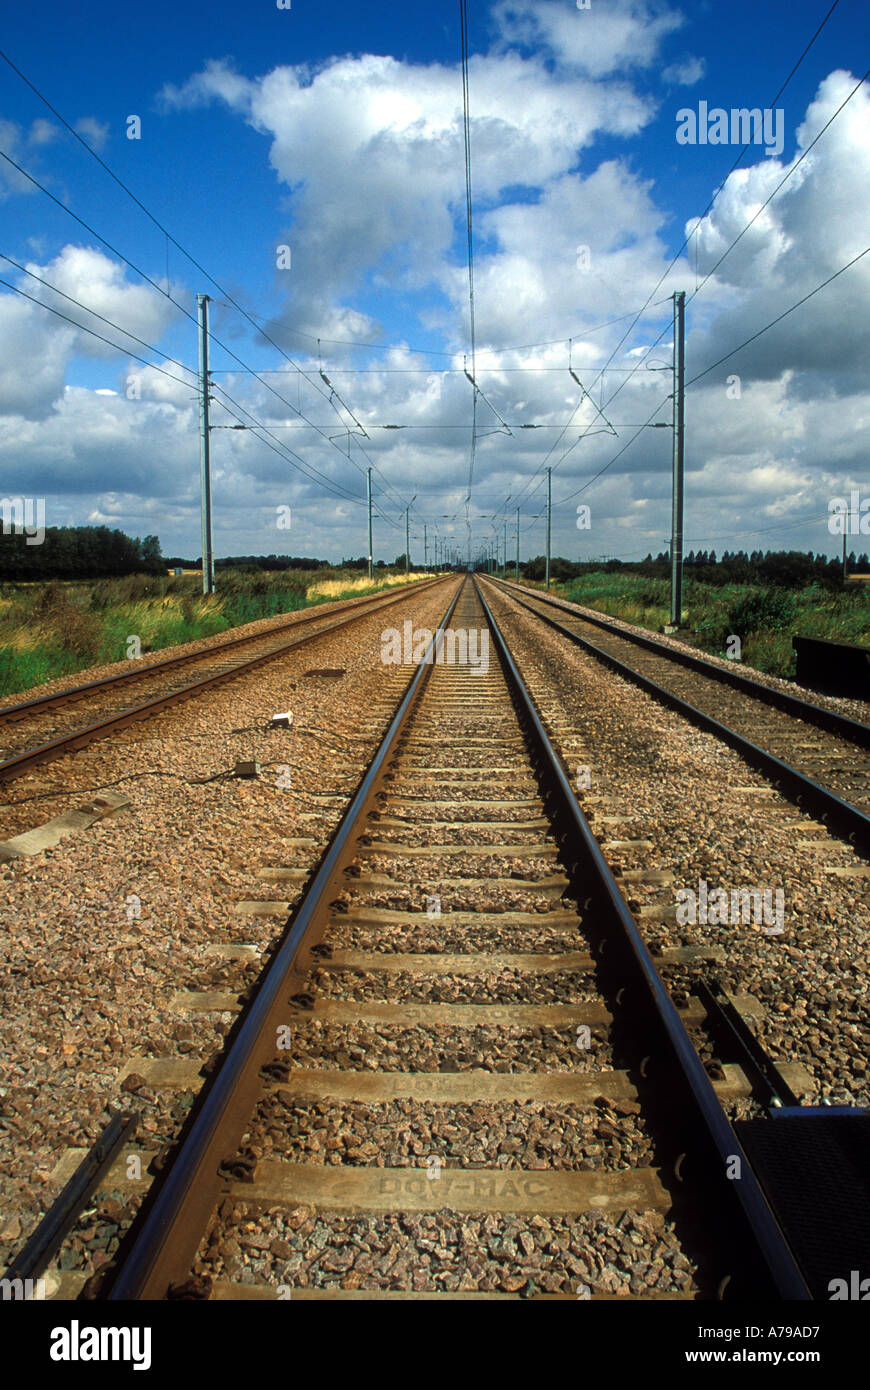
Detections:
0,525,164,580
141,534,164,575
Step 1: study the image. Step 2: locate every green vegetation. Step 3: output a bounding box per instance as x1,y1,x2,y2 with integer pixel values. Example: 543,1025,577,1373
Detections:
534,569,870,677
509,548,870,678
0,567,427,699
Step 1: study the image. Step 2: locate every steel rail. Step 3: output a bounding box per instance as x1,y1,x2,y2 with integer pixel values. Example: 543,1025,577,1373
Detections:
491,576,870,750
694,978,802,1110
0,579,450,784
485,577,870,853
0,578,443,725
474,578,811,1300
107,581,464,1300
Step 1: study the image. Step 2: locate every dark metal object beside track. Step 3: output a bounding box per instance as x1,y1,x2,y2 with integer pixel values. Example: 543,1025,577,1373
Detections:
2,1112,137,1287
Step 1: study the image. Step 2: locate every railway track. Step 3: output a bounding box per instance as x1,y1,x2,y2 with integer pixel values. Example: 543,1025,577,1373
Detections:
487,576,870,848
0,578,445,786
70,574,825,1301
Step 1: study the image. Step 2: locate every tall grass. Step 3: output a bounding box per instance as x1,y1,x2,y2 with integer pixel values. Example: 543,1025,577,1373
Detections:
306,572,429,601
0,567,429,699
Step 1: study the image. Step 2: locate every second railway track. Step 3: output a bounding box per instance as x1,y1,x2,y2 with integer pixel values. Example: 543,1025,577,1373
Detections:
488,576,870,845
0,578,446,785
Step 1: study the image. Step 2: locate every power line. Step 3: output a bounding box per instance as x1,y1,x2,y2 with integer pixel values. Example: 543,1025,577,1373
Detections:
217,302,653,362
208,363,670,374
210,387,380,510
0,145,187,321
505,0,844,519
501,311,675,516
213,386,405,527
0,244,403,523
0,274,195,393
683,512,834,543
541,239,870,520
0,8,852,552
539,32,863,510
211,396,343,497
686,241,870,387
0,251,197,384
566,0,844,410
0,261,392,515
253,421,647,429
534,240,870,544
688,65,869,307
0,46,357,428
0,44,674,534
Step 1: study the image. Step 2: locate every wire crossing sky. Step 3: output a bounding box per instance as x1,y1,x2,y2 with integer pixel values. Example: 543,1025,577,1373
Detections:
0,0,868,563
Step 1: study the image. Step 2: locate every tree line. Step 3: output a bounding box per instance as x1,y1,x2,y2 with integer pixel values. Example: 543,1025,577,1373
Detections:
521,549,870,588
0,527,164,580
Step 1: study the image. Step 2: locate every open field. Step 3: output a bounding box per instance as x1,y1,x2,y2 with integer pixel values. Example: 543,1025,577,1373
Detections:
526,570,870,679
0,567,432,699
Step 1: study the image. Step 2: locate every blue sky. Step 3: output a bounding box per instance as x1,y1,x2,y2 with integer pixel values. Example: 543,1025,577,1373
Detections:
1,0,869,564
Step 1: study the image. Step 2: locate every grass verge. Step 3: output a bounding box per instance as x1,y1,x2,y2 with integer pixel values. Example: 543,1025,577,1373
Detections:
0,568,434,699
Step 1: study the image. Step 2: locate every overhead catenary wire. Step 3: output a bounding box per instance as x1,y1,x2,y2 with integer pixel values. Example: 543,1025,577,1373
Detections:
554,0,845,415
0,48,380,428
211,364,671,374
536,238,870,530
210,387,408,526
0,59,657,539
0,256,407,523
0,249,401,518
209,389,367,506
0,251,198,385
503,312,676,517
561,51,865,473
687,65,869,308
686,241,870,388
0,274,196,394
212,301,655,363
541,238,870,519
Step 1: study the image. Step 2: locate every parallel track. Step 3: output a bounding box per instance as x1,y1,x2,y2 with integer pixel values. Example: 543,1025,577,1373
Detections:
486,576,870,850
0,578,446,785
